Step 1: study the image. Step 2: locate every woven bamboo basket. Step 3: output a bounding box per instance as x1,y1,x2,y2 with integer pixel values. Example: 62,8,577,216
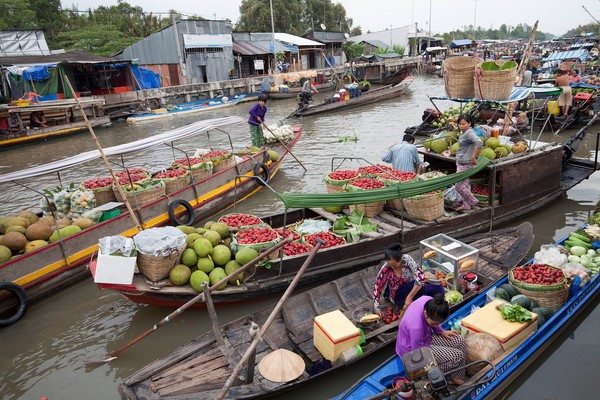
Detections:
324,171,360,193
161,173,191,195
473,62,517,101
509,283,569,312
350,201,385,217
117,181,166,207
386,198,403,211
90,185,117,206
443,57,482,98
213,156,235,172
403,191,444,221
137,248,182,281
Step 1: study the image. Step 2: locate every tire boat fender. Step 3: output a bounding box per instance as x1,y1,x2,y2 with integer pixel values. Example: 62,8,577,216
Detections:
253,163,271,186
0,282,27,327
168,199,195,226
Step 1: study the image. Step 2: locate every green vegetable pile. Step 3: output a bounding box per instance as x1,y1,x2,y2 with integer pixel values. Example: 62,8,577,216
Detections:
445,290,463,305
498,303,533,323
332,210,378,242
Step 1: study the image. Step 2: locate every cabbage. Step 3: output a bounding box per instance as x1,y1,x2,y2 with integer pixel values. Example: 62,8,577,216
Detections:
567,255,581,264
570,246,587,257
445,290,463,305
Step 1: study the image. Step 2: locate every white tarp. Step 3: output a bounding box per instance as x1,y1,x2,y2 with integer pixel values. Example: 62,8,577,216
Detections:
0,116,245,184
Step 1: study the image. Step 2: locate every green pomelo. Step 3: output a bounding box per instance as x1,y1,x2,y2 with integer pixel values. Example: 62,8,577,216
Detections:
203,230,222,247
224,260,244,285
485,137,501,150
0,231,28,252
190,270,210,292
423,138,432,151
196,227,207,234
209,267,228,290
176,225,196,235
196,256,215,274
25,240,48,253
5,226,26,234
203,221,216,229
450,142,459,156
0,245,11,263
249,145,261,154
210,222,230,239
181,248,199,267
323,206,342,213
430,138,449,153
49,225,81,242
502,143,512,154
212,244,232,266
235,247,258,265
186,233,202,248
169,264,192,286
267,149,279,162
193,238,213,257
480,147,497,160
495,146,508,158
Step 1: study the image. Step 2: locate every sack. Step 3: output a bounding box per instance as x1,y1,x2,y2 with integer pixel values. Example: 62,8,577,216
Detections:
444,186,463,208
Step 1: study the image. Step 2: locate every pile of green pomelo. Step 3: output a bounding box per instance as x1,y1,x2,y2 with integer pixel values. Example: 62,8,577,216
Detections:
169,221,257,292
423,131,528,160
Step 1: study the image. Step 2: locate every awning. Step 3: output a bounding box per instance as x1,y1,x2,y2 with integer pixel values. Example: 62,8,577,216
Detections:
544,49,589,62
569,42,594,48
426,46,447,53
0,116,245,183
429,86,563,104
449,39,473,48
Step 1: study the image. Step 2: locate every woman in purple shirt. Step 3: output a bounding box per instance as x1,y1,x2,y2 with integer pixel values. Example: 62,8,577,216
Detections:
396,294,467,385
248,94,268,147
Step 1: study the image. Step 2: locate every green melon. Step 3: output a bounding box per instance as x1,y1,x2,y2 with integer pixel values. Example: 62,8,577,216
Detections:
430,138,449,153
499,283,519,298
224,260,244,285
494,287,510,302
190,270,210,292
193,238,213,258
485,137,500,149
480,147,496,160
181,248,198,267
510,294,532,311
169,264,192,286
209,267,227,290
196,257,215,274
531,307,546,328
211,244,232,266
235,247,258,265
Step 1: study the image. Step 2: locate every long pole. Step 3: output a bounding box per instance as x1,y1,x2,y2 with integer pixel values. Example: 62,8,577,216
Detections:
427,0,432,49
269,0,276,74
261,122,307,171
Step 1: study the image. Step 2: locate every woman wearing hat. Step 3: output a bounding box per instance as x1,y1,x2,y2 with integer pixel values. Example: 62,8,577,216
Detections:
248,94,268,147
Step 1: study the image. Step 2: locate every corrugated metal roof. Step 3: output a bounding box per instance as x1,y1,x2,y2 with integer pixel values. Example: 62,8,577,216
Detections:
304,31,346,43
450,39,473,48
0,50,112,66
361,39,391,49
274,33,324,47
544,49,589,62
0,30,51,57
232,40,297,55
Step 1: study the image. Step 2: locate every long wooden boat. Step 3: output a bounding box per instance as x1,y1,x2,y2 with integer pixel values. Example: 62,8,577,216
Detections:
334,229,600,400
0,98,110,149
93,127,597,309
267,82,336,100
125,94,252,124
404,122,444,137
0,116,301,324
288,77,415,118
116,223,534,400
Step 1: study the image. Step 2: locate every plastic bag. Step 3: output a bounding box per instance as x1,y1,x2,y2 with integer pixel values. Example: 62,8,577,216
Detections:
99,236,136,257
533,245,567,267
82,208,103,222
69,189,96,216
133,226,187,256
444,186,463,208
559,262,591,287
193,148,212,158
295,219,332,235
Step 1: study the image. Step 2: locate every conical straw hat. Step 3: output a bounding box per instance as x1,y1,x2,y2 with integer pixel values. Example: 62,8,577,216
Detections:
258,349,305,383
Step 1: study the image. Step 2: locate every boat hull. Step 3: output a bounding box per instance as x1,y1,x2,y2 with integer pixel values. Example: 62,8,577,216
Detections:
267,83,336,99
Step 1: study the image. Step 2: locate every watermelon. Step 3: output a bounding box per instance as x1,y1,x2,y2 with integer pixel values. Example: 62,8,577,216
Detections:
494,287,510,302
531,307,546,328
500,283,519,299
510,294,532,311
538,306,554,321
529,298,539,309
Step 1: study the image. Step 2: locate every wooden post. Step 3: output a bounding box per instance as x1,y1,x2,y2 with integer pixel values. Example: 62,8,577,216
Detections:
244,322,259,383
203,281,225,346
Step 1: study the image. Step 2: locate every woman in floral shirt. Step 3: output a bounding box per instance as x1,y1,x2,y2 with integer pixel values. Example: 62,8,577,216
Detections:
373,243,445,316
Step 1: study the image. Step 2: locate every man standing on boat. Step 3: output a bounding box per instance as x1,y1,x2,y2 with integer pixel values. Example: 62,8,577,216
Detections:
381,134,420,173
248,94,268,147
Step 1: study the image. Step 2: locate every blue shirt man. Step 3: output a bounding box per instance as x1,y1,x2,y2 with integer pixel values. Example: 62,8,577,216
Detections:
382,134,420,173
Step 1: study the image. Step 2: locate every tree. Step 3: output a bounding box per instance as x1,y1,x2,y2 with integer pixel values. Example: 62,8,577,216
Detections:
29,0,66,47
55,23,140,56
0,0,37,30
342,41,364,60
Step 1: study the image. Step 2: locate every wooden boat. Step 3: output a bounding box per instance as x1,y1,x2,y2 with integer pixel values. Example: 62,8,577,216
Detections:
288,77,415,118
116,223,534,400
92,125,597,309
125,94,252,124
404,122,444,137
0,98,110,149
0,116,301,324
354,57,419,85
267,82,336,100
334,230,600,400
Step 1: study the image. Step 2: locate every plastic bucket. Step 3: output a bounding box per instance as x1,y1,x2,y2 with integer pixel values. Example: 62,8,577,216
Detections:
547,100,560,116
392,377,414,400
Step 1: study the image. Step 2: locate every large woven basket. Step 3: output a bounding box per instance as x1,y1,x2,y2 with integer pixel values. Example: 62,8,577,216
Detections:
443,57,482,98
90,185,117,206
115,180,166,207
349,201,385,218
508,283,569,312
161,173,191,195
474,61,517,101
403,191,444,221
213,157,235,172
137,249,182,281
386,198,403,211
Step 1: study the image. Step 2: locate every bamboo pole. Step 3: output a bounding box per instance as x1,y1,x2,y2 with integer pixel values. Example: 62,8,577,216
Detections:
63,76,142,229
215,239,326,400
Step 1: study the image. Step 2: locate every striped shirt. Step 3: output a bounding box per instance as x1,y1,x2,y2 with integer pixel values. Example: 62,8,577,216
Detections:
372,255,426,310
381,141,420,173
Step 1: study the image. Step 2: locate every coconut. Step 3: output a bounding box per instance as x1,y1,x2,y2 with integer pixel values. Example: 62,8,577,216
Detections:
502,143,512,154
0,232,28,253
512,141,528,154
485,137,501,150
495,146,508,158
480,147,496,160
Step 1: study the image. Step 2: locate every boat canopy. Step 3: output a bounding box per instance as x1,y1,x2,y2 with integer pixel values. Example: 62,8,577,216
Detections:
429,86,563,104
449,39,474,48
0,116,245,184
276,158,490,208
543,49,589,62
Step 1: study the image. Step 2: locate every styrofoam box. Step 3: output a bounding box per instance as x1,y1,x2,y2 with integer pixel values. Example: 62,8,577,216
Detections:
93,254,137,285
313,310,360,361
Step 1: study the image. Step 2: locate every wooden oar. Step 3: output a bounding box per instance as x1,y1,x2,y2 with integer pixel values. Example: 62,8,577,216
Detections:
261,122,307,172
215,238,326,400
86,237,292,364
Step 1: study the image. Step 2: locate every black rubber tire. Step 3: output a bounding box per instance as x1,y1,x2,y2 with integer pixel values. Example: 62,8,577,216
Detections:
253,163,271,186
0,282,27,327
168,199,195,226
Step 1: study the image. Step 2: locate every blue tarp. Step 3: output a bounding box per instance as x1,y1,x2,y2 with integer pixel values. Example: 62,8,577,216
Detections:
132,66,160,90
543,49,589,62
23,64,55,81
429,86,563,104
449,39,473,48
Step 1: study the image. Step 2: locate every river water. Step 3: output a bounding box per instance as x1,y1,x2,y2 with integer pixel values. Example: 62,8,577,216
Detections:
0,76,598,399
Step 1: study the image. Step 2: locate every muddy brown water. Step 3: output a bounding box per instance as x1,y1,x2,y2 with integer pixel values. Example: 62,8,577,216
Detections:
0,76,598,399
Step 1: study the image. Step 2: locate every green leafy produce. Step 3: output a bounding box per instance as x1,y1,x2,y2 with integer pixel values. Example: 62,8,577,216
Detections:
332,210,378,242
498,303,533,323
445,290,463,305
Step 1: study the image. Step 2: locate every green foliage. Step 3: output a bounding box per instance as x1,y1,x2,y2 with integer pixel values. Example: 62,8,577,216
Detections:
55,24,141,57
393,45,405,56
332,210,378,242
0,0,37,30
343,41,364,60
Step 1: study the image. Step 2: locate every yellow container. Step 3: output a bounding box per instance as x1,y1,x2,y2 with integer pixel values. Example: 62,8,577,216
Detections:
313,310,360,361
344,95,350,101
547,100,560,116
